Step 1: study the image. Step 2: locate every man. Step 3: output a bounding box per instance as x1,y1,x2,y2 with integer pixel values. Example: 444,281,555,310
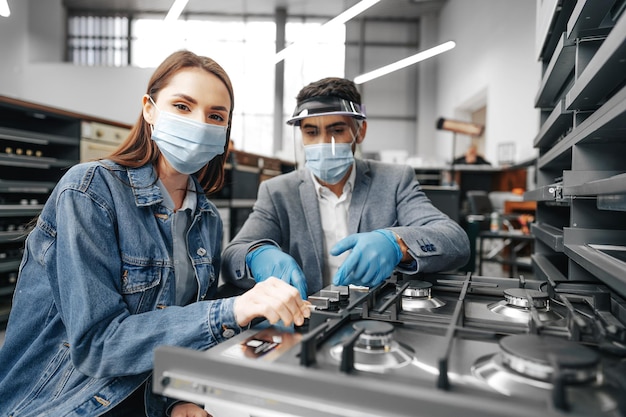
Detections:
453,144,491,165
222,77,469,298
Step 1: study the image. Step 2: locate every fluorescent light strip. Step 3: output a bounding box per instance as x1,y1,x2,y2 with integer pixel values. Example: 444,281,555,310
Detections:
275,0,381,64
0,0,10,17
164,0,189,22
354,41,456,84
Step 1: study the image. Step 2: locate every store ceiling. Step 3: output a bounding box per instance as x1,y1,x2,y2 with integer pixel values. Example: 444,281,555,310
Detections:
62,0,446,20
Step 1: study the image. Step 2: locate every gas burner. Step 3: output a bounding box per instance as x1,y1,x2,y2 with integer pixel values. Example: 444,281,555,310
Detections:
472,334,602,397
487,288,563,323
329,321,415,372
400,280,445,311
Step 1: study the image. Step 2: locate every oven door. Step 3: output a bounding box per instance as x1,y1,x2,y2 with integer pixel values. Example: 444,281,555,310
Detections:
80,121,129,162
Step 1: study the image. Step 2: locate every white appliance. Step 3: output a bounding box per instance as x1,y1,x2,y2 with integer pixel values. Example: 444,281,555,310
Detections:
80,121,129,162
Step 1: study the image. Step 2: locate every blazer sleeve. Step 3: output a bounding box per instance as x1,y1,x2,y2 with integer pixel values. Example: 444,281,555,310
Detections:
221,180,283,287
387,164,470,274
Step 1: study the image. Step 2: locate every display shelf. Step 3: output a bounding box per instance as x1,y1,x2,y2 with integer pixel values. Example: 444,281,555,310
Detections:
0,285,15,296
0,260,20,274
565,243,626,293
0,179,56,193
0,96,83,324
566,10,626,111
0,125,79,146
0,154,76,170
531,253,567,282
533,99,574,149
566,0,616,40
532,1,626,298
532,222,564,252
524,183,563,202
0,231,28,243
539,82,626,169
0,304,11,323
564,172,626,195
535,0,577,61
535,33,576,109
0,206,44,217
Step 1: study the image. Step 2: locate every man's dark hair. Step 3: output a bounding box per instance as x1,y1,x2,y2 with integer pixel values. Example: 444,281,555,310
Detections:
296,77,361,106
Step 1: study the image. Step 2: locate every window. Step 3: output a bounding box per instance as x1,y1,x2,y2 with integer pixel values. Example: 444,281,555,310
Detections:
67,15,129,66
67,13,345,157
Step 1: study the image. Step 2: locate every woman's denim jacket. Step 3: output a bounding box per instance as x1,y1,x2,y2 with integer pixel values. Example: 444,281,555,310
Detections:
0,161,241,417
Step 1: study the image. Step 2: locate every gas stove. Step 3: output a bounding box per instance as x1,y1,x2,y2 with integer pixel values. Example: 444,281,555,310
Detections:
154,273,626,417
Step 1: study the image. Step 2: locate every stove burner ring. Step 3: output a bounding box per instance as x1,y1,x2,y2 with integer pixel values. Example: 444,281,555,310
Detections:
402,280,433,298
472,335,602,398
500,334,600,383
400,280,446,311
353,321,394,349
504,288,548,308
487,288,562,323
329,321,415,372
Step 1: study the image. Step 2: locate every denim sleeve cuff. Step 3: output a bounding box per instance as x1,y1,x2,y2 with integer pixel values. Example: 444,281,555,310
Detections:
207,297,244,343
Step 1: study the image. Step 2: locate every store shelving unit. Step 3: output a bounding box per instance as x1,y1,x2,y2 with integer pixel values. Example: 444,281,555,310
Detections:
529,0,626,295
0,96,82,323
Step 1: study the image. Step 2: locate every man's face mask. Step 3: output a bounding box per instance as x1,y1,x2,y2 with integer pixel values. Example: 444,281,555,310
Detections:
149,97,227,175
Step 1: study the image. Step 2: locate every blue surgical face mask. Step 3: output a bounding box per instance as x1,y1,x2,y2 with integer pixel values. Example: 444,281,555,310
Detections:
304,141,354,184
150,97,227,175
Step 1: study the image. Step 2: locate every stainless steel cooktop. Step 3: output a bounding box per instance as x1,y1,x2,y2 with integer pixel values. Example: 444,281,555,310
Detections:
154,273,626,417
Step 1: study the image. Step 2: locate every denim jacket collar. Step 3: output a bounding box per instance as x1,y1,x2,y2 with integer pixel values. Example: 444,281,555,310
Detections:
119,162,215,215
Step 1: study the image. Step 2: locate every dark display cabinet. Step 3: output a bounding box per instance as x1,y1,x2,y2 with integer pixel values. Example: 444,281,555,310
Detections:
528,0,626,296
0,96,82,322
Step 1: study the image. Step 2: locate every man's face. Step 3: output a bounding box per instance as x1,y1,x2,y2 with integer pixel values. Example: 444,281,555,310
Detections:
299,115,359,146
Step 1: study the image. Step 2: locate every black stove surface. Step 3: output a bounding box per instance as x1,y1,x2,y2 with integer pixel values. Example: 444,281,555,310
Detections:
154,273,626,417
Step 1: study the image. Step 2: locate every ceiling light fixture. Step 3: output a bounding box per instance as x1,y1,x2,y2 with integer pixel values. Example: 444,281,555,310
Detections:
354,40,456,84
274,0,381,64
0,0,10,18
164,0,189,22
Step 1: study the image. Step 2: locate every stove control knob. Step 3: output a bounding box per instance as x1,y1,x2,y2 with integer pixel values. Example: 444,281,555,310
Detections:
309,295,340,311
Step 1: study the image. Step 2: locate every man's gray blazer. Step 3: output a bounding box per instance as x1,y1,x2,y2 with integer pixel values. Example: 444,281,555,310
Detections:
221,158,470,295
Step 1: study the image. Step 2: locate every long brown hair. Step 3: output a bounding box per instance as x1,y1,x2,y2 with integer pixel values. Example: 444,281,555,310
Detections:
108,50,234,195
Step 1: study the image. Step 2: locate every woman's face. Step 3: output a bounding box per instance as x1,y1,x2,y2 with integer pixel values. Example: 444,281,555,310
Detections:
143,67,231,129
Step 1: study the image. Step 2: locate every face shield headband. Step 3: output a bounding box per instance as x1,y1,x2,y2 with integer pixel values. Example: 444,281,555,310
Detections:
286,96,366,126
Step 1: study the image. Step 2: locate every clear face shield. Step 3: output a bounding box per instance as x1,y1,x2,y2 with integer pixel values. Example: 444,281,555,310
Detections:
287,96,366,178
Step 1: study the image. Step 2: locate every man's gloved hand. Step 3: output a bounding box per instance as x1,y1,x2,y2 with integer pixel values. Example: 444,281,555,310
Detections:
330,229,402,288
246,245,308,299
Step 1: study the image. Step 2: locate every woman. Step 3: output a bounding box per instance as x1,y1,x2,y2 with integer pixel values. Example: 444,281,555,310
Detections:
0,50,310,417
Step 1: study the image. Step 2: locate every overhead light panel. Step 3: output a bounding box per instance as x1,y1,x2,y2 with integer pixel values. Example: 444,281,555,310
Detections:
354,41,456,84
275,0,381,64
164,0,189,22
0,0,10,17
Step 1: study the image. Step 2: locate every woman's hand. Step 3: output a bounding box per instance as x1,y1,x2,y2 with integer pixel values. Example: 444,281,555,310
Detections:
171,402,211,417
234,277,311,327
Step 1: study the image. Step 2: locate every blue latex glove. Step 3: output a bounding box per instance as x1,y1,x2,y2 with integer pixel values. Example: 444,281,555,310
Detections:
246,245,308,299
330,229,402,288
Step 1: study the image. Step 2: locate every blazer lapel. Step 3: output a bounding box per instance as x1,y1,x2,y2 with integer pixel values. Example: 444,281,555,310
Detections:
299,170,325,274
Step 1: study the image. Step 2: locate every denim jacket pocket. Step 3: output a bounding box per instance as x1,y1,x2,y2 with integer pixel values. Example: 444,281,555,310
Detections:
120,255,167,314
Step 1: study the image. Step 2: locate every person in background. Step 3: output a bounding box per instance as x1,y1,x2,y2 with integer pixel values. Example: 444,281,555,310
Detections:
0,50,309,417
453,144,491,165
222,77,470,298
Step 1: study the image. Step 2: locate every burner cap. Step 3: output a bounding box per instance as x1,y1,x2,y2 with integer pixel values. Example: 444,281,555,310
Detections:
499,334,600,382
353,321,394,349
401,280,432,298
504,288,549,309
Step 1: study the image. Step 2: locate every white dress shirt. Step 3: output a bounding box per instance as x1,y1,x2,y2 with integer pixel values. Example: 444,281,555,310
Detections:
310,164,356,287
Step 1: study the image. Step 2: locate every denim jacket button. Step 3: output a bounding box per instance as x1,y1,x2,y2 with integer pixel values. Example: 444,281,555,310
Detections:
222,328,235,338
197,248,207,256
